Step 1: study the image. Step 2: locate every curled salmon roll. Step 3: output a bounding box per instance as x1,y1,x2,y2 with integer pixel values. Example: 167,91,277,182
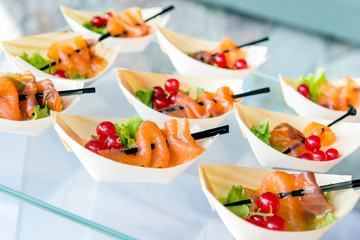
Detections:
162,119,204,167
37,79,63,112
0,79,22,120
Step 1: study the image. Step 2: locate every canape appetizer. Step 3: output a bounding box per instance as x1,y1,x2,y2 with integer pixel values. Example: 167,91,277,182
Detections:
219,170,335,231
52,112,218,182
61,6,170,51
21,35,107,79
199,165,360,240
82,7,150,38
1,71,62,120
1,31,118,84
84,117,204,168
234,104,360,172
296,69,359,111
280,69,360,121
135,77,240,118
118,70,244,128
156,26,268,79
251,119,339,161
189,37,248,70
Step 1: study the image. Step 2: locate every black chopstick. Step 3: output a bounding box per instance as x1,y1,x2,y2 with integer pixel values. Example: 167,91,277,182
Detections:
282,106,357,154
209,36,269,57
159,87,270,113
223,178,360,207
122,125,229,155
18,87,96,100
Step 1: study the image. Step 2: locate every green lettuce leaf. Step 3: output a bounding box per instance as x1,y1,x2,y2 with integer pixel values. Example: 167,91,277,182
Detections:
114,117,143,148
135,87,154,108
218,185,250,218
325,191,331,200
68,73,88,79
83,22,107,35
297,68,327,102
320,212,336,229
250,118,271,145
31,102,50,120
20,52,54,74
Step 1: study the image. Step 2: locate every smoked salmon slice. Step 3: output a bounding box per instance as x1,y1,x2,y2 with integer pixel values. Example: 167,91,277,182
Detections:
106,7,150,37
168,87,237,119
162,119,204,167
37,79,63,112
0,79,22,120
47,36,107,78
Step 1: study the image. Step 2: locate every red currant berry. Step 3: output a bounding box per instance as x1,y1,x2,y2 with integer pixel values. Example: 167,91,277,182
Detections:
264,215,286,231
168,92,178,104
245,215,265,227
214,53,227,68
152,86,167,99
312,149,327,161
103,12,114,23
96,121,117,139
165,78,180,93
234,59,248,69
256,192,280,213
54,69,69,78
153,97,169,110
91,16,105,28
325,148,339,160
298,152,314,160
305,135,321,151
297,84,310,98
84,139,106,154
105,134,122,149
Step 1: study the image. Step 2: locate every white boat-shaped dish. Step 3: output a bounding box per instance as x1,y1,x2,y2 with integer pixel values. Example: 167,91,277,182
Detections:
156,26,268,79
279,75,360,122
199,164,360,240
52,112,217,183
1,31,119,85
60,6,170,52
117,69,243,128
234,103,360,172
0,75,84,136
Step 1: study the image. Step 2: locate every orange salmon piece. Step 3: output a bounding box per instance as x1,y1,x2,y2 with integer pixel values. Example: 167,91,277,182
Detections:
303,122,336,147
211,37,245,68
37,79,63,112
0,79,22,120
162,119,204,167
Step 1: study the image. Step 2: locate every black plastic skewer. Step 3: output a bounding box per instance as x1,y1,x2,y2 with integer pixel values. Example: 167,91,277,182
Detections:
282,106,357,154
159,87,270,113
122,125,229,155
209,36,269,57
18,87,96,100
39,5,175,71
223,178,360,207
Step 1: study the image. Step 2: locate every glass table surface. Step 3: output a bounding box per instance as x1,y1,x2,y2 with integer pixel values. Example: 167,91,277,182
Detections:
1,41,360,240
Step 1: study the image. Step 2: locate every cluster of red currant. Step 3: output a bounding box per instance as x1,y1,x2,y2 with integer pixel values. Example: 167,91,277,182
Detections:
152,78,180,109
214,53,248,70
84,121,122,154
91,12,114,28
298,135,339,161
245,191,286,231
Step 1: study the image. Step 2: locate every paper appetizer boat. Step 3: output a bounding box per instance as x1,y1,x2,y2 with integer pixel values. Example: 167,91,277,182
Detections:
199,164,360,240
156,26,268,79
1,31,118,85
60,6,170,52
234,103,360,172
117,69,243,128
279,75,360,122
52,112,217,183
0,78,83,136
